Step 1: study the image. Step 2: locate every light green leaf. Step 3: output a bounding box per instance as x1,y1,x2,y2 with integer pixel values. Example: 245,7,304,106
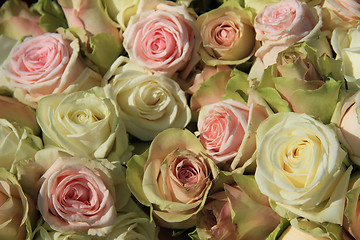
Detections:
84,32,123,75
31,0,68,32
126,149,151,207
222,68,249,104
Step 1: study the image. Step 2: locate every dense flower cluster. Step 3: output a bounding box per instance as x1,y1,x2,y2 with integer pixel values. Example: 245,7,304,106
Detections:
1,0,360,239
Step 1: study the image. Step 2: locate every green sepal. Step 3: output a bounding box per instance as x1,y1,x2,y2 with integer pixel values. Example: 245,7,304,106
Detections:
222,68,249,104
126,149,151,207
84,32,123,76
265,218,290,240
31,0,68,32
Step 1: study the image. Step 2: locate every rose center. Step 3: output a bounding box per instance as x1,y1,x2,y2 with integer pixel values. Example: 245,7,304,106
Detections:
65,183,90,204
177,164,198,184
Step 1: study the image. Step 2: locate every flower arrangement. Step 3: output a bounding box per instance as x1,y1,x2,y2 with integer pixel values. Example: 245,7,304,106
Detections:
0,0,360,239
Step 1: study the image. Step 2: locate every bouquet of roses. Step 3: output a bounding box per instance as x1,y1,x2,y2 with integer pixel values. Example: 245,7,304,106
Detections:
0,0,360,239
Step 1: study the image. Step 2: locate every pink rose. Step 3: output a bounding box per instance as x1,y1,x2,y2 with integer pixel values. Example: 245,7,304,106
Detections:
0,0,45,40
323,0,360,28
197,99,250,164
2,33,101,107
123,3,200,83
57,0,121,41
197,98,268,170
254,0,322,68
37,156,117,235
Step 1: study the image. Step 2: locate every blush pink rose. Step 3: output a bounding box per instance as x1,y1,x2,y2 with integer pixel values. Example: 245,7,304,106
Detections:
123,3,200,82
2,33,101,108
37,158,117,235
197,99,250,164
253,0,322,68
323,0,360,28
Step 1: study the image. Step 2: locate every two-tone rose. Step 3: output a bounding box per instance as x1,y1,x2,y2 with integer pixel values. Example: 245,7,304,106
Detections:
127,128,218,229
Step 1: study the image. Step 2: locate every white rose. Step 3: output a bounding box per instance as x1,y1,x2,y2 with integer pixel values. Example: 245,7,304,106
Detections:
103,57,191,141
255,112,351,224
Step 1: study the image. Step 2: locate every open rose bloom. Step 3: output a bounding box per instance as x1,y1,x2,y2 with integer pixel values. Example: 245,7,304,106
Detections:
123,3,201,84
1,33,102,108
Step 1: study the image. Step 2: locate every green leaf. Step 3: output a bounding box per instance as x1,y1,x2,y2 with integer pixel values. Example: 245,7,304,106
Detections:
265,218,290,240
275,77,342,124
257,87,292,113
222,68,249,103
84,32,123,75
126,149,151,207
31,0,68,32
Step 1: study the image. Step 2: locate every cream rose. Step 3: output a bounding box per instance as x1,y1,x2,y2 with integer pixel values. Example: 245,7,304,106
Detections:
37,156,118,236
0,168,36,240
36,86,131,162
1,33,102,108
253,0,322,68
126,128,218,229
196,3,257,66
255,112,351,224
123,3,200,81
103,57,191,141
0,119,42,170
331,26,360,86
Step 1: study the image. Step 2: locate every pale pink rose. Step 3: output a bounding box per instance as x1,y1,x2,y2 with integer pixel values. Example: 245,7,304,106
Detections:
254,0,322,68
123,3,200,82
338,92,360,159
37,158,117,235
1,33,101,107
323,0,360,27
0,0,45,40
197,99,250,164
57,0,121,42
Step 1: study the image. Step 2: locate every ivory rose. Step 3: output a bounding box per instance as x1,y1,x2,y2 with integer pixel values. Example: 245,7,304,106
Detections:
197,98,267,169
102,0,145,30
196,1,257,66
0,119,42,170
36,86,131,162
126,128,218,229
255,112,351,224
1,33,102,108
253,0,322,68
103,57,191,141
123,3,200,82
331,26,360,86
0,168,36,240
